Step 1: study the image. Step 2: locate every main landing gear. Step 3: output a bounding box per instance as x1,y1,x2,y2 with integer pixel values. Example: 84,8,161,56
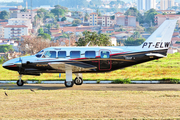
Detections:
17,74,24,86
74,73,83,85
64,70,83,87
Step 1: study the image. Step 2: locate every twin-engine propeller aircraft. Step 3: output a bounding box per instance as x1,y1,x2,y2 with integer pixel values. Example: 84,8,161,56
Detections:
3,20,177,87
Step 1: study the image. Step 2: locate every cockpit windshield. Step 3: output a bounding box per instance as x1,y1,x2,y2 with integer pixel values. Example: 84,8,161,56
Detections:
42,51,56,58
35,50,44,58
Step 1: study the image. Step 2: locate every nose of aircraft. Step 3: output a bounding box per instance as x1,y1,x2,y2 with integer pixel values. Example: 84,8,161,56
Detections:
2,58,20,70
2,61,16,69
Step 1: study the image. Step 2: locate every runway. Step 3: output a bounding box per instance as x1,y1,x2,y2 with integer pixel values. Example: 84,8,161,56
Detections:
1,84,180,91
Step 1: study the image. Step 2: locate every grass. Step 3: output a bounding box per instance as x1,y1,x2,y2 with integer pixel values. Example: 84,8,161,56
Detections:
1,90,180,119
0,53,180,81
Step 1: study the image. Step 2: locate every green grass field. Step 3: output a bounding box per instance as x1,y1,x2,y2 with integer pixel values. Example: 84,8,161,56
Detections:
0,53,180,81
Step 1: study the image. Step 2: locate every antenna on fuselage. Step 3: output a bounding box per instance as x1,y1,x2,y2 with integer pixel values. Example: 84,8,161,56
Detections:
86,41,91,47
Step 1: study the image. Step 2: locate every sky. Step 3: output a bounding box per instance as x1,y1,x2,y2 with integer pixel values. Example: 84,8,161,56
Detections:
0,0,179,3
0,0,23,2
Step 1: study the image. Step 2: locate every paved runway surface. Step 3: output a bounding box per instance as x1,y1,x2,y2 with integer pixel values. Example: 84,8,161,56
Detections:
0,84,180,91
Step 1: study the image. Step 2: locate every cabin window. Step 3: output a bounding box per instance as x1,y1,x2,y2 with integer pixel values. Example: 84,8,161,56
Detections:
70,51,80,58
35,50,44,58
85,51,96,58
101,51,110,58
58,51,66,58
43,51,56,58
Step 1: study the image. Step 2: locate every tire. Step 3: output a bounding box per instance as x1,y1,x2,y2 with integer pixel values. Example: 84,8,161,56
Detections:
64,81,74,87
17,80,24,86
74,77,83,85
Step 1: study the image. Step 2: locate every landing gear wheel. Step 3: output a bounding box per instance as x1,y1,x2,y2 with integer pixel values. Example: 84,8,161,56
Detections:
64,81,74,87
17,80,24,86
74,77,83,85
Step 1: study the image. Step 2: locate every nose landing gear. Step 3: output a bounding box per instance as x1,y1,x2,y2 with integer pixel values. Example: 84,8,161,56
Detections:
17,75,24,86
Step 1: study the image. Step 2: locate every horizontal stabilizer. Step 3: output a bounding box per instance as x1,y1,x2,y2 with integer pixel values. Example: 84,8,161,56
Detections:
145,53,166,58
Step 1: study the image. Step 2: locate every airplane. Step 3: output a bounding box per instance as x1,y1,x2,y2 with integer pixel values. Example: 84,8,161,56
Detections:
2,20,177,87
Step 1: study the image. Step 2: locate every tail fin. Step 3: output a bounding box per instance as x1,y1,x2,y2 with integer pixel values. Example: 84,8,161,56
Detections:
140,20,177,50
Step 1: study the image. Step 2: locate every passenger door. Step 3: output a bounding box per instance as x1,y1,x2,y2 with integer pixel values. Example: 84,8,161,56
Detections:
99,50,112,71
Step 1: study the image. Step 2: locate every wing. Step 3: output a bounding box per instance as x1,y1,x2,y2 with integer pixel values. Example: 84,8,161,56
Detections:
48,61,97,72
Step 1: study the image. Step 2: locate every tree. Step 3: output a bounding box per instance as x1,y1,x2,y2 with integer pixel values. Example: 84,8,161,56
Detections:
19,37,61,55
116,28,126,32
144,9,159,25
20,8,27,12
38,27,44,34
50,5,67,18
72,19,81,26
124,37,145,46
45,24,52,34
56,24,60,29
84,12,89,21
37,8,48,19
124,7,143,24
162,12,167,15
111,15,115,20
177,12,180,15
0,10,9,19
96,9,101,16
131,31,141,39
0,45,13,52
76,31,111,46
61,17,66,21
38,33,51,40
44,13,55,20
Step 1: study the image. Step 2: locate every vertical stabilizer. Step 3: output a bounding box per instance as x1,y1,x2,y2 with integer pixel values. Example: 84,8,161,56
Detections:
140,20,177,50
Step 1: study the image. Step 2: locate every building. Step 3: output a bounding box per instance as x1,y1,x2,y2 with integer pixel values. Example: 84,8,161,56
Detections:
101,16,113,27
157,10,176,14
8,18,32,30
154,14,180,27
160,0,174,10
3,18,31,39
110,36,117,46
114,12,123,24
4,25,28,39
137,0,156,11
137,0,145,11
116,16,136,27
9,8,37,22
146,0,156,11
89,13,98,26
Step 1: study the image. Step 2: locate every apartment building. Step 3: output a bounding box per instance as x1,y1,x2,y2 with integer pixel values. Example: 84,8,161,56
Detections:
89,13,98,26
114,12,123,24
3,18,31,39
157,10,176,14
137,0,156,11
160,0,174,10
4,25,28,39
154,14,180,27
116,16,136,27
137,0,145,11
146,0,156,10
8,18,32,29
9,8,37,22
102,16,112,27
